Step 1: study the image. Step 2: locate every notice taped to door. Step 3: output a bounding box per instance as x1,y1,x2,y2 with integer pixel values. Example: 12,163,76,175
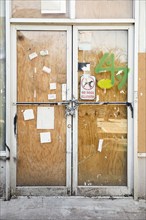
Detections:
80,75,96,100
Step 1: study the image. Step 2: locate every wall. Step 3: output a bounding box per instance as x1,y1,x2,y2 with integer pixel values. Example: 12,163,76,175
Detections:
138,0,146,199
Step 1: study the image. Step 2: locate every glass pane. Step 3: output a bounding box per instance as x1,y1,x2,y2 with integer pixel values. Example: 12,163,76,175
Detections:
78,105,127,186
76,0,133,19
12,0,69,18
78,30,128,102
0,0,6,151
17,31,67,186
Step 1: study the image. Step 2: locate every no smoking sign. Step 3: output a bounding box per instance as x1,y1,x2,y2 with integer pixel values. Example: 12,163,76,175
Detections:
80,75,96,100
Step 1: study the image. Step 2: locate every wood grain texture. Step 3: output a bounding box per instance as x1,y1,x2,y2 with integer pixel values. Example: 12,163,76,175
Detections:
78,31,128,186
17,31,67,186
76,0,133,19
78,105,127,186
138,53,146,153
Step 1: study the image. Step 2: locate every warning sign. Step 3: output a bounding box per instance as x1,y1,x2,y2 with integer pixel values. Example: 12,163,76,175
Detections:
80,75,96,100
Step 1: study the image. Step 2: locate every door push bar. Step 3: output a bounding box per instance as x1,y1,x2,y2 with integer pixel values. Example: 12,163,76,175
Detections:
14,100,133,118
68,100,133,118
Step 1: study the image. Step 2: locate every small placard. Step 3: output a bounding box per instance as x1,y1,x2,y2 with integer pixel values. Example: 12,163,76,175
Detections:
40,50,49,56
80,75,96,100
48,94,56,100
62,84,66,101
98,139,103,152
37,107,54,129
50,83,56,90
23,109,34,121
78,43,91,51
42,66,51,74
40,132,51,143
41,0,66,14
29,52,38,60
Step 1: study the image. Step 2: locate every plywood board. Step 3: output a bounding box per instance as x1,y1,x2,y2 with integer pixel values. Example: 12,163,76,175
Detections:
17,30,67,186
76,0,133,19
78,105,127,186
138,53,146,153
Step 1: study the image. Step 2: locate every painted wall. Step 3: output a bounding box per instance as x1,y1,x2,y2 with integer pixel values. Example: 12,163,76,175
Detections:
138,0,146,199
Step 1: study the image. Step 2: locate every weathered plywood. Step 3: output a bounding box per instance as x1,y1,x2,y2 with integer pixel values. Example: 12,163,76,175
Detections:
12,0,69,18
78,31,128,102
76,0,133,19
78,30,128,186
17,30,67,186
138,53,146,153
17,31,67,102
78,105,127,186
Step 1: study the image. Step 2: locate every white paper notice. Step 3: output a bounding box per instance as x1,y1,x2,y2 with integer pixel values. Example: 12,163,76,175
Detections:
42,66,51,74
40,132,51,143
40,50,49,56
29,52,38,60
41,0,66,14
50,83,56,90
79,43,91,51
62,84,66,101
37,107,54,129
98,139,103,152
48,94,56,100
23,109,34,121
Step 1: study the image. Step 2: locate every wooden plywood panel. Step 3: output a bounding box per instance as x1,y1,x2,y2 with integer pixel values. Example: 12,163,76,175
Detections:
17,30,67,186
78,105,127,186
17,31,67,102
76,0,133,19
138,53,146,153
17,105,66,186
12,0,69,18
78,31,128,102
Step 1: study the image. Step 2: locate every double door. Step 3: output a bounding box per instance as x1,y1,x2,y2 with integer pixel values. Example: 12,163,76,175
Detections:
10,25,134,196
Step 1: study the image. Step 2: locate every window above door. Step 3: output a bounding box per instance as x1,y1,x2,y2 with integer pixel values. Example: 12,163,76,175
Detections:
10,0,134,20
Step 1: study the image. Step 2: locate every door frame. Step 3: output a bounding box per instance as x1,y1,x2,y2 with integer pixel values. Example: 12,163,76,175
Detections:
8,24,134,197
10,25,72,196
72,25,134,196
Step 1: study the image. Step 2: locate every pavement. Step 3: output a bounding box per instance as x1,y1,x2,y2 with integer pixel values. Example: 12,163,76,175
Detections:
0,196,146,220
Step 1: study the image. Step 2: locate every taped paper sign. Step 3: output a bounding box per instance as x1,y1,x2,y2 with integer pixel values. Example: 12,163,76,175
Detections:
41,0,66,14
48,94,56,100
40,50,49,56
79,42,91,51
40,132,51,143
80,75,96,100
23,109,34,121
50,83,56,90
98,139,103,152
42,66,51,74
62,84,67,100
37,107,54,129
29,52,38,60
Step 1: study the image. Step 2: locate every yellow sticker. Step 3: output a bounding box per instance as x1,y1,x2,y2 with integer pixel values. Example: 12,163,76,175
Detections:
97,79,113,89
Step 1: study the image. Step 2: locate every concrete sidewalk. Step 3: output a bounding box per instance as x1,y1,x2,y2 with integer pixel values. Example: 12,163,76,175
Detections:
0,196,146,220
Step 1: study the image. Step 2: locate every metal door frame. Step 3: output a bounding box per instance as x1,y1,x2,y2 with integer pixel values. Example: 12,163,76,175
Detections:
10,25,72,196
72,25,134,196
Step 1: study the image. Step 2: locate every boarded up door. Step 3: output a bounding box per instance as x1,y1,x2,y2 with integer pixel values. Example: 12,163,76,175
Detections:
73,28,133,196
16,29,71,194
